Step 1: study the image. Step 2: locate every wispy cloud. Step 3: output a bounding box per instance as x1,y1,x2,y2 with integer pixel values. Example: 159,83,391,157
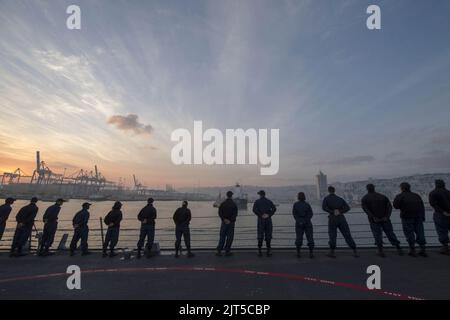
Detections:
315,155,375,167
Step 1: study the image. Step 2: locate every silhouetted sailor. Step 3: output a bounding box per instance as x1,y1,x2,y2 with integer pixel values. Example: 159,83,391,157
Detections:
39,198,65,256
393,182,427,257
10,197,39,257
322,186,358,258
216,191,238,256
429,179,450,255
137,198,157,259
0,198,15,242
69,202,91,256
253,190,276,257
292,192,314,258
173,200,194,258
361,184,403,257
103,201,123,258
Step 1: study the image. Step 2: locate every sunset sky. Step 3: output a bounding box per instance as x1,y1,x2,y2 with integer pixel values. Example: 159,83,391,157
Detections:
1,0,450,188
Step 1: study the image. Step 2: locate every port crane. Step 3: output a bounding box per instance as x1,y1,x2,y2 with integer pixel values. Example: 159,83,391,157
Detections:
30,151,64,184
1,168,30,185
133,174,147,195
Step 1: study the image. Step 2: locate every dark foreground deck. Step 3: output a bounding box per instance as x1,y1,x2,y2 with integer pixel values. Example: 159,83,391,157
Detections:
0,249,449,300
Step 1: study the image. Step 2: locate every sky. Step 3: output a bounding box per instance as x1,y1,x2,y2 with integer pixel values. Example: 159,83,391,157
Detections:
1,0,450,188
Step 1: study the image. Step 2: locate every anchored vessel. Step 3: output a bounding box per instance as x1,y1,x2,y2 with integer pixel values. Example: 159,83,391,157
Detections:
213,183,248,210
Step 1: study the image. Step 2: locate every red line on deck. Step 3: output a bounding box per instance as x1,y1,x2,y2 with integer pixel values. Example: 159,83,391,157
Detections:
0,266,424,300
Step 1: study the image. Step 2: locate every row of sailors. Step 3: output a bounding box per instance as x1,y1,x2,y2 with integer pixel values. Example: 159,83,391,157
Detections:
0,179,449,258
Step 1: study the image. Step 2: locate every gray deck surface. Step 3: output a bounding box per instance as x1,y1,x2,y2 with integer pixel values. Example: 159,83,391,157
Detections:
0,249,449,300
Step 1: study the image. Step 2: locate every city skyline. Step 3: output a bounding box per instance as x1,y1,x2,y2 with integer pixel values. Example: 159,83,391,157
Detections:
1,0,450,188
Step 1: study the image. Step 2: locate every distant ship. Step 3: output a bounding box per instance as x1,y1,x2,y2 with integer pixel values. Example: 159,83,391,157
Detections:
88,194,110,201
213,183,248,210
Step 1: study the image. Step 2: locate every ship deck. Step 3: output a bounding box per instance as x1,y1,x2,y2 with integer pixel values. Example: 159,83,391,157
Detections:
1,248,449,300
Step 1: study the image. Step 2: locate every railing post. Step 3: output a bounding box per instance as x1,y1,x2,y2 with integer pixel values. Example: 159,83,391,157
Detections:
100,217,105,250
29,229,32,252
33,224,41,253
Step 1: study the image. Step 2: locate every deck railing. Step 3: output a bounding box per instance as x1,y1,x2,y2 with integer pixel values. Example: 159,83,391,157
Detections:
0,211,441,251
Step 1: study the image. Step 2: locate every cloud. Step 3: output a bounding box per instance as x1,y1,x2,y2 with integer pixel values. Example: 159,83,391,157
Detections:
50,161,80,171
384,149,450,171
107,114,153,135
316,155,375,166
430,134,450,145
385,152,404,160
411,152,450,169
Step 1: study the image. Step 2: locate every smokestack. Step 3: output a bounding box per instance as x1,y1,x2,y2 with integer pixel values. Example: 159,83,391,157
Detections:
36,151,40,171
